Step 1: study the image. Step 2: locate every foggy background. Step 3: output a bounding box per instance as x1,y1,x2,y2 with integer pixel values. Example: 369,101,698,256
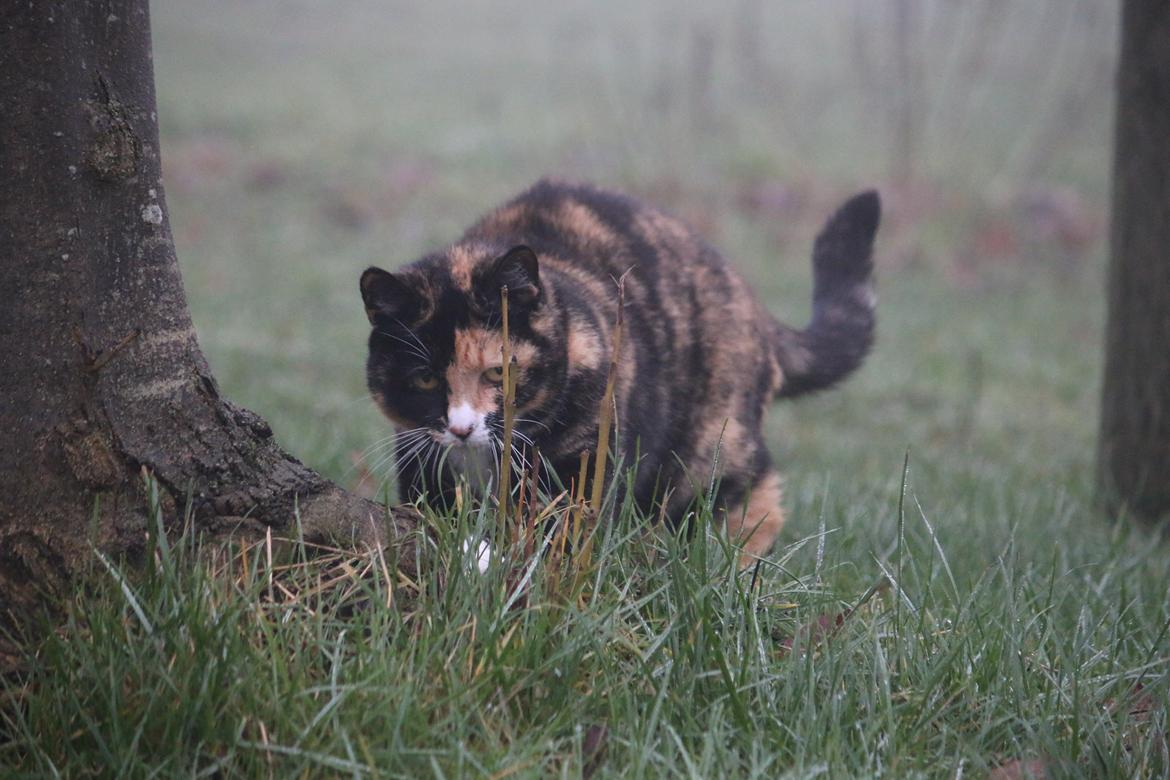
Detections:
152,0,1116,510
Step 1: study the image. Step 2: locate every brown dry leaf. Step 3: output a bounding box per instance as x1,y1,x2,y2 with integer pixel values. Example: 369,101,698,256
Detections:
1104,682,1159,720
777,579,887,655
582,723,608,780
1104,682,1164,751
779,612,847,654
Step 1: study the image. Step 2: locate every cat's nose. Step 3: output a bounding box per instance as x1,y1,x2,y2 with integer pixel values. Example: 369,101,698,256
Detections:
447,403,479,441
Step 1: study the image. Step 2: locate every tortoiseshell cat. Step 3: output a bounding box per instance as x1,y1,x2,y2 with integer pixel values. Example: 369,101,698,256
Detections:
360,179,879,561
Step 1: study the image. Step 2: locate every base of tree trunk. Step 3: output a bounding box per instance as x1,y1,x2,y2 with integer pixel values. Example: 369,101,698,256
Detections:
0,360,420,630
1,370,421,662
0,0,418,627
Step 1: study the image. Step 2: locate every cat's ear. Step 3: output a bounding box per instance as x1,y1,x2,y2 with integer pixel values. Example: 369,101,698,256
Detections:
360,267,420,324
478,245,541,309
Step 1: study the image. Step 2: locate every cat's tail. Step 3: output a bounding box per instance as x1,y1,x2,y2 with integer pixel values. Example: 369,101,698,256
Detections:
772,190,880,399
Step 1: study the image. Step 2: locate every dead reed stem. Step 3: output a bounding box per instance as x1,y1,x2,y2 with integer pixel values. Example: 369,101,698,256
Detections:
589,276,626,515
571,450,589,547
522,448,541,560
578,274,627,575
497,286,516,531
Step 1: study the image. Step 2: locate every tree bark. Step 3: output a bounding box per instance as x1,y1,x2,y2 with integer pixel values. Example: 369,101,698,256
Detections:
0,0,416,619
1097,0,1170,524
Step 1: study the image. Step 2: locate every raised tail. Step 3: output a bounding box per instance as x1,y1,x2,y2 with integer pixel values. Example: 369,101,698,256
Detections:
773,190,880,399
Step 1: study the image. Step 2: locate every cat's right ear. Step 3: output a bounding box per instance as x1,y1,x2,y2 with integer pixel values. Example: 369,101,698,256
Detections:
360,267,418,324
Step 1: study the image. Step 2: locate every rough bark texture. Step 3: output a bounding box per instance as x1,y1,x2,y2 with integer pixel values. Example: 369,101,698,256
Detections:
1097,0,1170,524
0,0,417,621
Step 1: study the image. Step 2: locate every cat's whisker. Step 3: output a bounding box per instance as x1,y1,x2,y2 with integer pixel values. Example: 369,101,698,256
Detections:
392,440,434,485
488,432,503,472
514,450,534,472
361,435,398,455
363,427,428,459
376,331,430,363
374,441,428,476
367,452,398,479
513,417,552,434
405,439,434,468
490,433,533,501
423,440,443,478
345,440,395,479
399,440,430,487
345,427,429,480
431,444,456,489
389,428,433,451
392,319,432,358
512,446,541,490
508,439,532,479
378,339,428,365
483,411,550,501
367,431,429,470
367,443,412,480
403,431,440,459
375,430,435,477
357,432,402,459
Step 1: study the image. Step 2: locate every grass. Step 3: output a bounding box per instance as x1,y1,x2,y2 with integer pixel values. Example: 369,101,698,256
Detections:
2,468,1166,777
4,0,1168,776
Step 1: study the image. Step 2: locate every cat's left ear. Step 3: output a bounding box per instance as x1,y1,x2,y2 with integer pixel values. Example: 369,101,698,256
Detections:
360,266,422,324
478,245,541,309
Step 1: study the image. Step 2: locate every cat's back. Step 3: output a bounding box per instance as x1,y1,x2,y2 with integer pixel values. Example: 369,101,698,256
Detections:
470,177,774,355
465,179,768,330
466,179,719,278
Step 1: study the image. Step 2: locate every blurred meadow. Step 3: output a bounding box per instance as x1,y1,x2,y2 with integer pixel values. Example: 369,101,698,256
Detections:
8,1,1169,777
155,0,1115,502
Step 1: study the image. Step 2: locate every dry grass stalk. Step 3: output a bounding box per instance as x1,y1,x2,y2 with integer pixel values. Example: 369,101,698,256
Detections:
497,285,516,529
589,276,625,514
577,274,626,574
571,450,589,547
522,448,541,560
218,536,410,619
511,465,527,549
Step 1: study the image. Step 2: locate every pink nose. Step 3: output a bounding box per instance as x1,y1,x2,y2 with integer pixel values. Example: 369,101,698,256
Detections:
448,423,473,440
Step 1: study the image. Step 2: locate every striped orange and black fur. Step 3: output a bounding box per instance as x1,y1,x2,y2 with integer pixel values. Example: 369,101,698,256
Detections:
360,179,879,561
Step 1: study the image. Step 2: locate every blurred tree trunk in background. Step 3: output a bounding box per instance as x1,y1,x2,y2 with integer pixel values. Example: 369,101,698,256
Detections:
1097,0,1170,524
0,0,413,626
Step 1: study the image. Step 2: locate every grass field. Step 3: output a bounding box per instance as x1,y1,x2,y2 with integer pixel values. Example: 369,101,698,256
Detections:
4,1,1168,777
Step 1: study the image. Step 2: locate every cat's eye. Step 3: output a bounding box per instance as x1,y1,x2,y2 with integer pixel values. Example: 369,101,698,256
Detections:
482,366,505,385
411,372,439,391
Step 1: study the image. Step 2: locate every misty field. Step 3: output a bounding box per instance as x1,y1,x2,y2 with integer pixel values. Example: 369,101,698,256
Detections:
3,1,1167,777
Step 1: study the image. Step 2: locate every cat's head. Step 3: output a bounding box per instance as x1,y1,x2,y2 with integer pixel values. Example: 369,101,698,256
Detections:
360,243,559,450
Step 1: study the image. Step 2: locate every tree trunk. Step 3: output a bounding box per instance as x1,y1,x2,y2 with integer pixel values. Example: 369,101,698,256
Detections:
1097,0,1170,524
0,0,416,620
